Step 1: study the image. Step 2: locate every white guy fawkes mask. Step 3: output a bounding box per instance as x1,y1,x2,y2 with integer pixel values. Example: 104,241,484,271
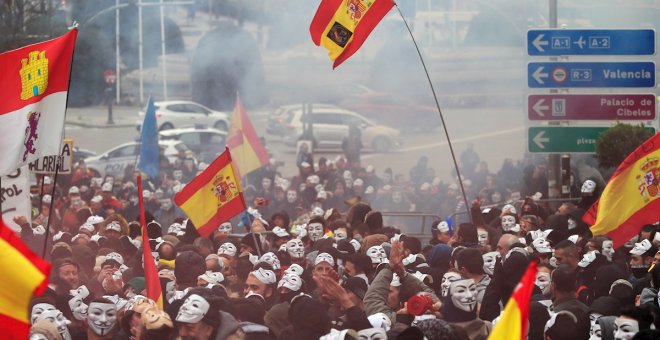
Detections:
259,252,281,270
286,239,305,259
482,252,498,276
68,294,88,321
449,279,477,312
334,228,347,241
614,317,639,340
590,312,603,329
501,215,517,231
176,294,210,324
535,272,551,296
602,240,614,261
581,180,596,195
307,222,324,242
262,177,272,190
532,238,553,254
87,302,117,336
29,334,48,340
286,190,297,203
285,264,305,276
590,320,602,340
218,222,232,235
477,228,489,246
441,271,462,297
366,245,387,264
36,309,71,340
31,303,56,324
217,243,237,257
357,328,387,340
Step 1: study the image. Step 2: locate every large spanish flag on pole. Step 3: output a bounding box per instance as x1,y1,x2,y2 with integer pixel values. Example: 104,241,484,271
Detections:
173,149,247,237
226,94,269,178
0,29,77,176
136,176,164,309
488,260,538,340
588,133,660,248
310,0,394,68
0,218,50,338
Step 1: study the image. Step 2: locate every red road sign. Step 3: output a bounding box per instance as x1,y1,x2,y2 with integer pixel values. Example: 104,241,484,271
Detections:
104,69,117,85
528,94,656,120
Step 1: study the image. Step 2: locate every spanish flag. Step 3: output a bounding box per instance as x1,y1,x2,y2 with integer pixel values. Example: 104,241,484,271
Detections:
136,176,163,309
488,260,537,340
0,29,77,176
310,0,394,68
588,133,660,248
0,218,50,338
173,149,246,237
226,94,269,178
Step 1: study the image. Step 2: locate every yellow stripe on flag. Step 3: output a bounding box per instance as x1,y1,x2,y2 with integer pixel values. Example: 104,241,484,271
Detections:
178,163,240,226
591,150,660,236
319,2,378,61
488,299,522,340
0,237,47,323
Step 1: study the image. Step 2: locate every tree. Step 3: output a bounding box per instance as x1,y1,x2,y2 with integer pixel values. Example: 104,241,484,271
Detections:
595,123,654,169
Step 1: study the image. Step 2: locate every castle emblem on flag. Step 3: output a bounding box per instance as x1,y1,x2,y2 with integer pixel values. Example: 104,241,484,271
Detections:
213,175,238,204
638,157,660,200
19,50,49,100
23,111,41,161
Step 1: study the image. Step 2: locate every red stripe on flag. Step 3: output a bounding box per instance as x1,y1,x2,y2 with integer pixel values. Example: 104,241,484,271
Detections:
0,220,50,295
173,150,232,205
511,261,538,340
607,199,660,248
230,95,269,166
0,313,30,339
195,194,246,237
136,176,163,309
333,0,394,68
0,29,77,114
310,0,344,45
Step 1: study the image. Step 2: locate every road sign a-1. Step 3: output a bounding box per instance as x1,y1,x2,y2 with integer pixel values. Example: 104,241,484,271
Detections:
528,94,656,121
527,29,655,56
528,62,655,88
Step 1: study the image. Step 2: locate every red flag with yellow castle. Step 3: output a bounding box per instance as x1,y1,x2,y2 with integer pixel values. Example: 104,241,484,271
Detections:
0,29,77,176
588,133,660,247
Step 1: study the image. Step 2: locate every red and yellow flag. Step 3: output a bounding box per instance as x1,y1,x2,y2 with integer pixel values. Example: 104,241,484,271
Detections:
226,94,269,178
310,0,394,68
0,29,77,176
0,218,50,338
488,260,538,340
588,133,660,247
137,176,163,309
173,149,246,237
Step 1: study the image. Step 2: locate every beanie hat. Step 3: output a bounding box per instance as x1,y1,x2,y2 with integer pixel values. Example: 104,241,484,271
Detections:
126,277,146,294
29,320,60,340
343,276,368,300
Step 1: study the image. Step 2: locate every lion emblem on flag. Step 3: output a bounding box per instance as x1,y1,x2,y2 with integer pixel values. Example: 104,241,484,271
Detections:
23,111,41,161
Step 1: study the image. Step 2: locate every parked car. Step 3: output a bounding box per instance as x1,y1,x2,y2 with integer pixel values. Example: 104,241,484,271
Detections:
266,103,339,136
339,92,440,131
276,105,401,152
136,101,230,132
84,140,188,179
72,147,97,166
159,127,227,164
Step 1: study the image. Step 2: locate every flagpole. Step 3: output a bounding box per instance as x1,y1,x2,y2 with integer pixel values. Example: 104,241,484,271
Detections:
41,166,60,258
392,2,472,224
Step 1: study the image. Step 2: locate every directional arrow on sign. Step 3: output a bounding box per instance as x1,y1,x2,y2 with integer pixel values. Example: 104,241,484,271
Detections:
532,34,548,52
532,99,549,117
533,131,549,149
532,66,548,84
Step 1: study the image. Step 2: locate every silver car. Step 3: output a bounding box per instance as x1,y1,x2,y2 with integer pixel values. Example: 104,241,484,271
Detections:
136,100,231,132
84,140,188,179
279,106,401,152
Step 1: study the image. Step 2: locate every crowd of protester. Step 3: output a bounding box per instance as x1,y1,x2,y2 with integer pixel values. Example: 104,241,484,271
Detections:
16,147,660,340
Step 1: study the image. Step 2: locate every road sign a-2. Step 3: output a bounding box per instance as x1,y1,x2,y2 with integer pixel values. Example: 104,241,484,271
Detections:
528,94,656,120
528,62,655,88
527,29,656,56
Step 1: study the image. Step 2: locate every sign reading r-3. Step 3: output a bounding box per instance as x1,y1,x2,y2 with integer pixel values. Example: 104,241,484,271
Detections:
528,62,655,88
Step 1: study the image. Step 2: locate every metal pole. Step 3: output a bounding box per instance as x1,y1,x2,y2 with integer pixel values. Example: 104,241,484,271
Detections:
138,0,144,103
547,0,562,202
115,0,121,103
160,0,168,100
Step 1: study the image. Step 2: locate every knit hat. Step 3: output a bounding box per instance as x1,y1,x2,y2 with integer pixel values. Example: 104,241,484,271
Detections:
343,276,368,300
126,277,146,293
29,320,60,340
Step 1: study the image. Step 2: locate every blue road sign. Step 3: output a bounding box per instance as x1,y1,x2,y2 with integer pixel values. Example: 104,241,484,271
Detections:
527,29,655,56
528,62,655,88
